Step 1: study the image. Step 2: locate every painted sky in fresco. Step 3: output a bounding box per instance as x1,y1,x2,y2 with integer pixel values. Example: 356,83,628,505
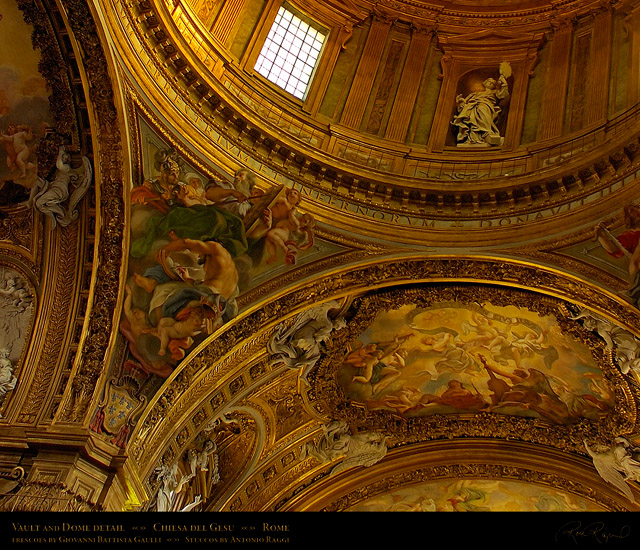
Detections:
347,478,605,512
338,302,613,424
0,0,52,191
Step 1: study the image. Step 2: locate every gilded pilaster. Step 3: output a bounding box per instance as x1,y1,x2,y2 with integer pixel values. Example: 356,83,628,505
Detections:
383,26,433,142
624,5,640,106
538,18,574,140
585,7,613,126
211,0,246,46
339,14,393,129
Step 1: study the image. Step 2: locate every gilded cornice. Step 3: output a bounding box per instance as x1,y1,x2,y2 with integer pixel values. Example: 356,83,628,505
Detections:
371,0,620,26
280,439,633,510
100,0,640,243
518,222,632,291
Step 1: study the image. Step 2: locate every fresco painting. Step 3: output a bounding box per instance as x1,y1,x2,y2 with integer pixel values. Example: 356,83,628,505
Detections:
593,202,640,308
347,479,605,511
338,302,614,424
0,0,53,202
122,124,322,378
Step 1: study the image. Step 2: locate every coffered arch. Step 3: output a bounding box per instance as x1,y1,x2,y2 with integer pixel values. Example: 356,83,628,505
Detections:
3,0,640,518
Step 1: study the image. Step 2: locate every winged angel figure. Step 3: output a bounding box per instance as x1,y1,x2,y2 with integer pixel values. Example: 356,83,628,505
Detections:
584,437,640,503
267,300,346,384
300,420,388,475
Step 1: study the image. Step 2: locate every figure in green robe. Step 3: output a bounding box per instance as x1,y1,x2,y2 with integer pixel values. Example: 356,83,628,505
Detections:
131,204,249,259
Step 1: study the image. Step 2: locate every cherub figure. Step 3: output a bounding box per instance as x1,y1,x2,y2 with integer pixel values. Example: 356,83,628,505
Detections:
350,334,411,386
145,307,206,357
1,124,35,180
250,187,302,241
121,283,151,340
265,211,315,265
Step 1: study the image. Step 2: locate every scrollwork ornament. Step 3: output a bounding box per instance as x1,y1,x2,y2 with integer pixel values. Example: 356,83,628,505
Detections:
51,0,125,423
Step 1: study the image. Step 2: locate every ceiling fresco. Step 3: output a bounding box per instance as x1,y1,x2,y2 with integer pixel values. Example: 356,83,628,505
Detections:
0,0,52,197
122,118,344,379
3,0,640,526
346,478,608,512
336,301,613,423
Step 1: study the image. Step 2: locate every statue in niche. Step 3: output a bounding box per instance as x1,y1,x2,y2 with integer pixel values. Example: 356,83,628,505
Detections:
585,437,640,503
451,62,511,147
300,420,388,475
28,145,92,229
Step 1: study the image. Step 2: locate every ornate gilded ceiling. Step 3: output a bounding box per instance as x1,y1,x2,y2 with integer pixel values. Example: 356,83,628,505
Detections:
2,0,640,520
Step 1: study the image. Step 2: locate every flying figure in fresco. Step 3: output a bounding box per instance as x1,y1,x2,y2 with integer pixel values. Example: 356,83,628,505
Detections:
125,144,319,378
349,334,412,388
447,486,491,512
1,123,36,182
594,202,640,306
135,235,240,326
265,211,315,265
478,354,570,424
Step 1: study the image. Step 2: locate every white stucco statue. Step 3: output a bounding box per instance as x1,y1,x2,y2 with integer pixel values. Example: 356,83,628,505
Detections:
585,437,640,503
154,462,180,512
300,420,388,475
0,276,32,313
570,308,640,375
188,439,220,485
451,62,511,147
0,348,16,414
29,146,92,228
267,300,346,384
